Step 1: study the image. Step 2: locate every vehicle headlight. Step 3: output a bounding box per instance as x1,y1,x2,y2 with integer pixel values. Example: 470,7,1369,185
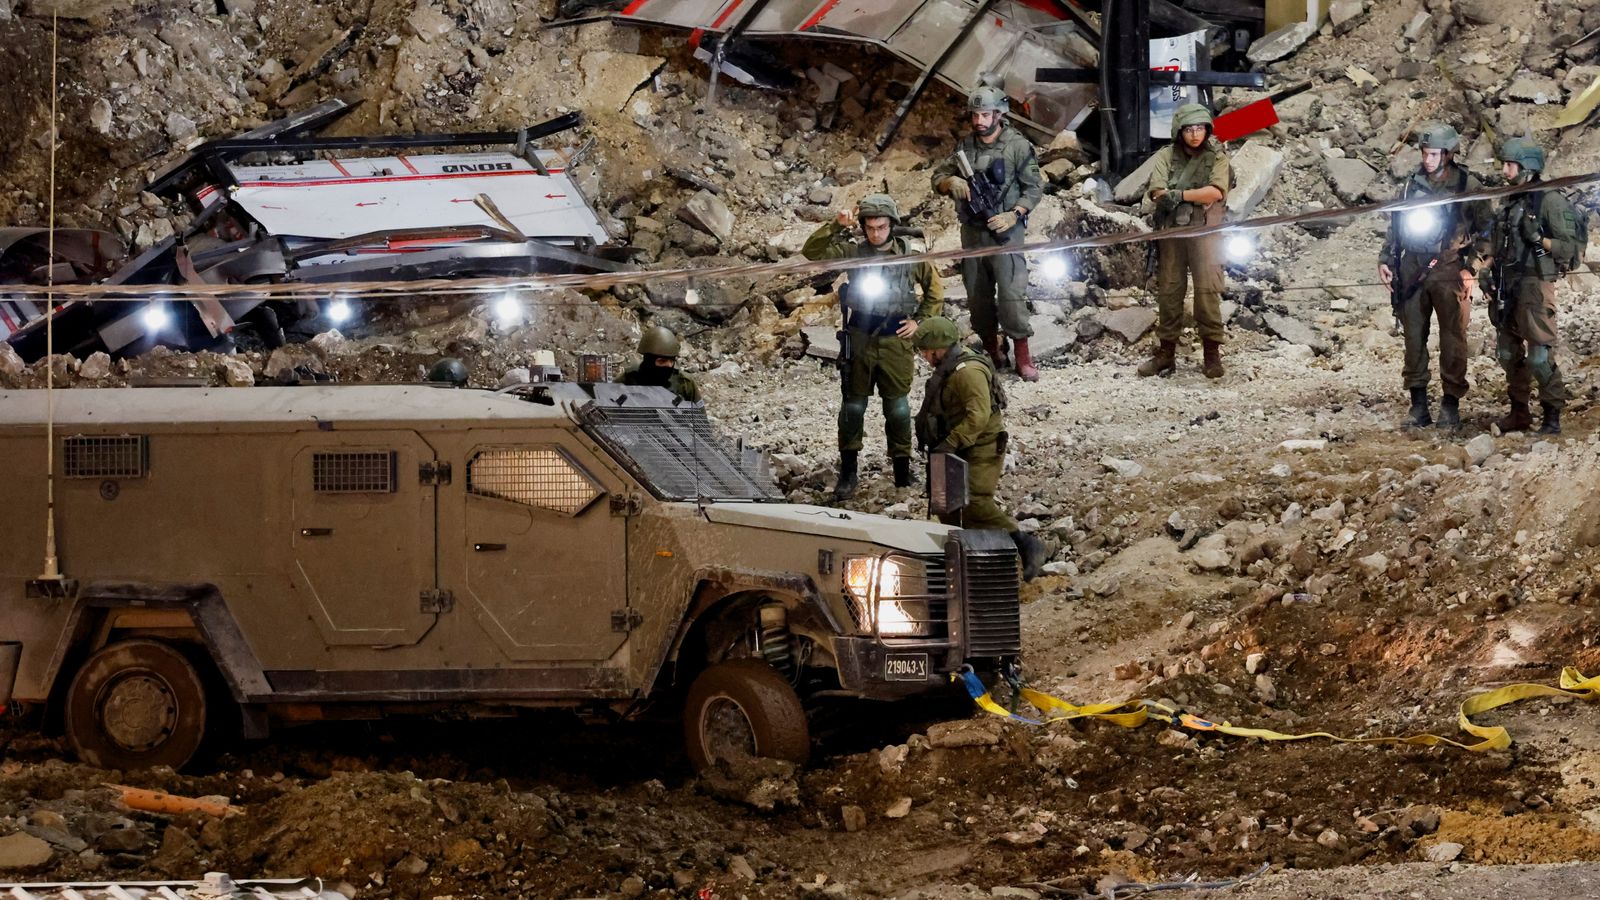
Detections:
842,555,932,637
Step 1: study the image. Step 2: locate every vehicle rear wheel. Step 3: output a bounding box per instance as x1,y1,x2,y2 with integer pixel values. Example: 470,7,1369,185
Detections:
65,639,208,771
683,659,809,772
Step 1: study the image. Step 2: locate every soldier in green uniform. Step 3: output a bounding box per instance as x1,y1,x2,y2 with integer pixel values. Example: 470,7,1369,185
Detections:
1486,137,1580,435
803,193,943,499
1379,122,1493,430
912,317,1046,581
1137,103,1233,380
930,85,1045,381
620,324,701,402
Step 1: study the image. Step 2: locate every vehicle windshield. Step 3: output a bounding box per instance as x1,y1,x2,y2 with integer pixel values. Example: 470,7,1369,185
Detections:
578,395,782,502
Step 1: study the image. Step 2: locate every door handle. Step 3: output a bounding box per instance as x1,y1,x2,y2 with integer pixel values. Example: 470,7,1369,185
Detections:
473,542,507,552
300,527,334,537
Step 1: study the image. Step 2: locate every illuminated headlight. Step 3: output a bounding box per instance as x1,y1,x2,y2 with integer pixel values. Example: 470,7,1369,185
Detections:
1402,207,1441,239
493,294,524,327
1039,253,1070,281
141,303,169,333
842,555,932,637
1224,233,1255,263
327,298,353,324
857,272,888,301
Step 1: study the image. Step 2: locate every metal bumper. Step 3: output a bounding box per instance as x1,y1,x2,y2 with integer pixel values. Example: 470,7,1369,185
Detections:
832,636,965,699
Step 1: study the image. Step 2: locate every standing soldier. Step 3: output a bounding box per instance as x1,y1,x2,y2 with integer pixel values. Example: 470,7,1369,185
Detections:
803,194,943,499
930,84,1045,381
620,324,701,402
912,317,1046,581
1137,103,1232,380
1379,123,1492,429
1486,137,1580,435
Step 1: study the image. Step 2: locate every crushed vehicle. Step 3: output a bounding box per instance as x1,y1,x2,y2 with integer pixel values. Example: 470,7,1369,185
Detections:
3,101,626,361
0,376,1023,772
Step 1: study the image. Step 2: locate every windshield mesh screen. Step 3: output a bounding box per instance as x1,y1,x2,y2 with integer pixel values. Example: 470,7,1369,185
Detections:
579,403,780,501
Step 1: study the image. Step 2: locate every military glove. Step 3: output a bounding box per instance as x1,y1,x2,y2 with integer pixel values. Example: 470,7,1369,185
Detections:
942,176,971,201
1155,193,1181,217
987,210,1020,234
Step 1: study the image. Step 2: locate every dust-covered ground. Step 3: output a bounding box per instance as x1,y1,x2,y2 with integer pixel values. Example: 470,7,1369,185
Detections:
6,0,1600,897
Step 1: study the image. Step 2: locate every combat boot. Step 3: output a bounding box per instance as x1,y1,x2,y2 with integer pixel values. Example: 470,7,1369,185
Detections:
1437,394,1461,430
1201,339,1225,379
1495,399,1533,433
1539,403,1562,435
1013,338,1039,382
981,334,1005,369
892,456,915,488
1403,387,1432,428
1136,340,1176,377
834,450,859,501
1010,531,1047,582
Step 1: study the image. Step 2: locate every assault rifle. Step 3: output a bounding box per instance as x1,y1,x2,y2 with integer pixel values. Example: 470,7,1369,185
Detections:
954,150,1007,224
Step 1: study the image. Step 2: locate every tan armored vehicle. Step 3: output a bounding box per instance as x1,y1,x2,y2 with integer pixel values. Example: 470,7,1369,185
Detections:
0,381,1022,771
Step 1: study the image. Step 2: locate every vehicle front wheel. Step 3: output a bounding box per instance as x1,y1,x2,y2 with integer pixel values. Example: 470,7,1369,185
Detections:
683,659,809,772
65,639,209,771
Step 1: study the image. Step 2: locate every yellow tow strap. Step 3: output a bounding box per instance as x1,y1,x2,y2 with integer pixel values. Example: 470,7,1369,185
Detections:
953,667,1600,751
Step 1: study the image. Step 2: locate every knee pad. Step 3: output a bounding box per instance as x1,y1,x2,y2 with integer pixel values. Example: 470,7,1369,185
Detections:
1528,345,1556,382
841,396,870,418
1495,345,1516,366
883,394,911,421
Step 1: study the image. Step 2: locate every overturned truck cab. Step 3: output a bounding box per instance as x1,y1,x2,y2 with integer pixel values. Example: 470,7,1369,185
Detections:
0,380,1021,771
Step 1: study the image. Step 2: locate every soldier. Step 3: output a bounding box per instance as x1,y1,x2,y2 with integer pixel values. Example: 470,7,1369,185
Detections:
930,84,1045,381
1486,137,1579,435
620,324,701,402
912,317,1046,581
803,193,943,500
1137,103,1232,380
1379,122,1493,429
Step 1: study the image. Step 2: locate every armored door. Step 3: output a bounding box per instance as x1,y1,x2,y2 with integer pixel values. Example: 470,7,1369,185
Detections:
288,432,439,647
453,429,629,662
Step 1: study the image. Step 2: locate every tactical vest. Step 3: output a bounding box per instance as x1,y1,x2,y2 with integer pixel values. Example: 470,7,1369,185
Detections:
955,130,1032,222
1397,165,1471,257
1499,186,1581,278
916,347,1007,449
848,236,920,334
1155,141,1227,229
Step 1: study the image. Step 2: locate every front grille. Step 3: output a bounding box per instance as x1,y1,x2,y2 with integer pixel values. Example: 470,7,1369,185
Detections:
63,434,147,478
949,532,1022,657
920,554,950,628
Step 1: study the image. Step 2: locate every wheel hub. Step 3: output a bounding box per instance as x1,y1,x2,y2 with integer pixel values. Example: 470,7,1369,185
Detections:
701,695,756,766
98,671,178,753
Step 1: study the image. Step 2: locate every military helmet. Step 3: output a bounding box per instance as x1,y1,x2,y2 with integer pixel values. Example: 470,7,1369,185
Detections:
1498,136,1545,173
967,85,1008,114
1416,122,1461,152
638,324,682,358
857,193,902,225
913,316,961,351
1172,103,1214,130
427,357,469,387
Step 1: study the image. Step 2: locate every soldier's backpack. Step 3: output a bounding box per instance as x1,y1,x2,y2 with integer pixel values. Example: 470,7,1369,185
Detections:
1529,189,1589,273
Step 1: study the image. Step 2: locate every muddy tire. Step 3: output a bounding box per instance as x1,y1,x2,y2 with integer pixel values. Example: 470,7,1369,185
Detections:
65,639,208,771
683,659,809,772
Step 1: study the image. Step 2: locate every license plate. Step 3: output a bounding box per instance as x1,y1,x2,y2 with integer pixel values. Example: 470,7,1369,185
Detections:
884,653,930,681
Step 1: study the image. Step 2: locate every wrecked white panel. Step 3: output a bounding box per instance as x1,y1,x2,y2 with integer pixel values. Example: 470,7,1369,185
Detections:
226,151,609,246
619,0,1098,138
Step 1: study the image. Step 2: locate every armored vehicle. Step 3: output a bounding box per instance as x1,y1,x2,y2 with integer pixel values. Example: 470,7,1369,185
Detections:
0,381,1022,771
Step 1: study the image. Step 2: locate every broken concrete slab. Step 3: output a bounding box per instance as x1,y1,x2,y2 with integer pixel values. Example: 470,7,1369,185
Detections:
1325,157,1378,203
1247,21,1316,65
1403,11,1432,42
0,831,53,869
406,3,454,42
677,190,734,243
1505,74,1562,105
1227,142,1285,220
1099,307,1157,344
1024,309,1071,359
802,326,841,361
580,51,666,110
1113,151,1163,205
1330,0,1367,34
1263,311,1330,355
807,67,841,104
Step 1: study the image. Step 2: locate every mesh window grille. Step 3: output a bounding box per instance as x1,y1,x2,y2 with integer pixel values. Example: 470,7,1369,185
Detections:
63,435,147,478
312,451,397,493
467,447,601,515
